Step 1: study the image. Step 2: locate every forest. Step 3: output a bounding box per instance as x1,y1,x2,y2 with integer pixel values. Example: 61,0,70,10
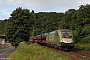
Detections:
0,4,90,49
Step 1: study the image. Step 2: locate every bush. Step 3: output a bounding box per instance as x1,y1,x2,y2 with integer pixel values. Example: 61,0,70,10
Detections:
75,43,90,50
81,35,90,44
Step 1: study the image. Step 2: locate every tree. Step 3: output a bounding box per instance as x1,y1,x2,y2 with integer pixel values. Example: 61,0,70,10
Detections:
71,4,90,43
30,10,36,36
0,19,8,34
35,12,64,35
6,7,32,46
72,4,90,29
60,9,76,29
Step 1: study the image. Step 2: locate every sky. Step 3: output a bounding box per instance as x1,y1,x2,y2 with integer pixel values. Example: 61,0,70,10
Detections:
0,0,90,20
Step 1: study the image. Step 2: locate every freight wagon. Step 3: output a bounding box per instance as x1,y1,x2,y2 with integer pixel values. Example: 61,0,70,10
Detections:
38,34,46,44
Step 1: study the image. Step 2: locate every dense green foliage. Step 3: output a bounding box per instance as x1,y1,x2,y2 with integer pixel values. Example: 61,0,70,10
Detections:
8,42,69,60
6,7,33,46
0,19,7,34
0,4,90,49
34,12,64,35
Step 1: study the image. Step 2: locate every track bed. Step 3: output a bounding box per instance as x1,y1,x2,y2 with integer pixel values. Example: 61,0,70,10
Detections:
40,45,90,60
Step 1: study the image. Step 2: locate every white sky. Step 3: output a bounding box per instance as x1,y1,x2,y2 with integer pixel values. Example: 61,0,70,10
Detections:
0,0,90,20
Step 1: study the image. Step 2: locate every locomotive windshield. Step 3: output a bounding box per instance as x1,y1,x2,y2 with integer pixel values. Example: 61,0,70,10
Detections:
61,31,72,38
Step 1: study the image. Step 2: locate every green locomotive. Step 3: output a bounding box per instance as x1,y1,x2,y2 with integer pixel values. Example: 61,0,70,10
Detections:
46,29,74,50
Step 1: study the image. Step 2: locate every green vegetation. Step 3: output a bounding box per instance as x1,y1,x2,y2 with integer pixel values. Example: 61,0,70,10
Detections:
0,4,90,50
6,7,33,46
75,35,90,50
75,43,90,50
8,42,69,60
0,19,7,34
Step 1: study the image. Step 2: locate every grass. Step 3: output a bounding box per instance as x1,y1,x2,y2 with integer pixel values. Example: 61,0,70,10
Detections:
8,42,70,60
75,43,90,50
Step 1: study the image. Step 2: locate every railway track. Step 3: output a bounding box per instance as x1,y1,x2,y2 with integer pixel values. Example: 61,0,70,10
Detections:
40,44,90,60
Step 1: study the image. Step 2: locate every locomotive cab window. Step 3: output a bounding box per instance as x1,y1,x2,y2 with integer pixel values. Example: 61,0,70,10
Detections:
61,31,72,38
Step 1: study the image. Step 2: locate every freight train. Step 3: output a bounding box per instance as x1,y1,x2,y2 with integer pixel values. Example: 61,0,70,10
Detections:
30,29,74,50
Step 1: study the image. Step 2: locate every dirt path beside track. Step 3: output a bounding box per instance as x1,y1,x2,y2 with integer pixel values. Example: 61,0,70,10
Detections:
41,45,90,60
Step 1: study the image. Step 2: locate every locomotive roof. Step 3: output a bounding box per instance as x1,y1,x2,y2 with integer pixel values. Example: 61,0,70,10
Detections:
49,29,71,34
49,31,55,34
60,29,71,31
